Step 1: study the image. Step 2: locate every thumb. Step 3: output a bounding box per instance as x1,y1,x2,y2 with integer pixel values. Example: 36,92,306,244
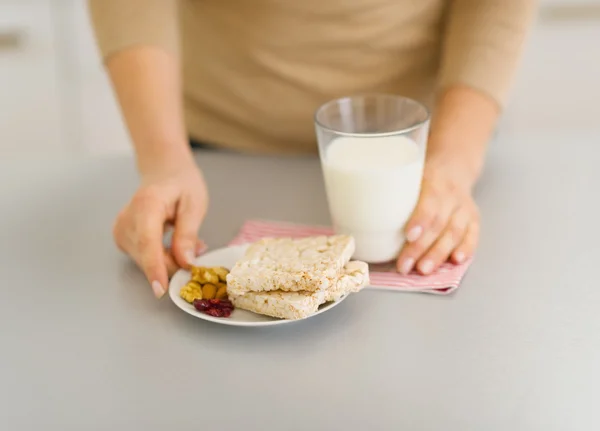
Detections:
171,195,205,268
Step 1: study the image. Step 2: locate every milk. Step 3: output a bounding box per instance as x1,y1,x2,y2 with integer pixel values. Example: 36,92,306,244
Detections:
322,135,424,263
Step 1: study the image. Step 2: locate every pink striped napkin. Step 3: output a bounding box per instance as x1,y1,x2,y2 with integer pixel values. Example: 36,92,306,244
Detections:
228,220,473,295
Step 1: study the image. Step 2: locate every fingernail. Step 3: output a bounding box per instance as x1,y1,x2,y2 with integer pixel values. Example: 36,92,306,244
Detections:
152,280,165,298
454,251,465,263
184,250,196,265
406,226,423,243
419,260,434,275
399,258,415,275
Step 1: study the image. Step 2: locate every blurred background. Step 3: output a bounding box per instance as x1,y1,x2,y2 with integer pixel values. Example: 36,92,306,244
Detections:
1,0,599,158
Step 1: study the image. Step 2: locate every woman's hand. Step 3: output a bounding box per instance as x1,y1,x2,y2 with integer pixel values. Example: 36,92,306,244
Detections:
113,158,208,298
396,157,480,275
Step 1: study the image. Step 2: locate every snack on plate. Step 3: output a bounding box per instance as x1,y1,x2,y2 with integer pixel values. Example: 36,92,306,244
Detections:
180,266,233,317
226,236,369,320
323,261,369,302
228,260,369,320
194,298,234,318
191,266,228,284
226,235,355,295
180,280,204,303
178,236,369,321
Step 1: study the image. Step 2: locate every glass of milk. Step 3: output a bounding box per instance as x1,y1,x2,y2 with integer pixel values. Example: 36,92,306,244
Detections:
314,94,430,263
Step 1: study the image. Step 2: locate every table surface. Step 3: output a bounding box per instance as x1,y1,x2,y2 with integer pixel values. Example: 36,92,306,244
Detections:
1,131,599,430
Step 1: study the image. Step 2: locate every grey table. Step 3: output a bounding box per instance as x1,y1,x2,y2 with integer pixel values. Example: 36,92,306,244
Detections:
1,131,599,430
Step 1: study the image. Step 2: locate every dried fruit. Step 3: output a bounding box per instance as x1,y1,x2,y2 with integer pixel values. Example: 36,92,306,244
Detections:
215,283,228,300
205,308,224,318
193,299,211,311
191,267,219,284
213,267,229,282
192,298,234,318
184,267,234,318
219,299,233,308
202,283,217,299
179,281,203,303
190,266,206,278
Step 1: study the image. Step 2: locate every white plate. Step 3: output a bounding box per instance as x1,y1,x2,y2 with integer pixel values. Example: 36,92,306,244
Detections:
168,244,349,327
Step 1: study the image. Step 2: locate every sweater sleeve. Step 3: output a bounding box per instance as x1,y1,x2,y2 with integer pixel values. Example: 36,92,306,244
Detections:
88,0,179,60
437,0,538,108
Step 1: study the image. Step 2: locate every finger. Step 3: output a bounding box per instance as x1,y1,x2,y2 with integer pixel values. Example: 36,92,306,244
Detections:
164,237,205,279
397,196,455,274
164,250,179,278
130,196,170,298
112,209,129,253
403,185,457,243
451,220,480,264
403,192,437,243
171,195,206,268
141,249,169,299
415,208,469,274
163,238,204,278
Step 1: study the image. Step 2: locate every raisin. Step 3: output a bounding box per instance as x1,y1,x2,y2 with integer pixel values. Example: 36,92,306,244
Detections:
205,308,224,317
193,298,233,317
193,299,210,311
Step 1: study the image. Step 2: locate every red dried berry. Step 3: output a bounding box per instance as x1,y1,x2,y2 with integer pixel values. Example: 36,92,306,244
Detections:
193,299,210,311
205,308,224,317
193,298,234,317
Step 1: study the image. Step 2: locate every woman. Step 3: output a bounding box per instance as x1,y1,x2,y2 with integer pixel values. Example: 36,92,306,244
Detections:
89,0,537,298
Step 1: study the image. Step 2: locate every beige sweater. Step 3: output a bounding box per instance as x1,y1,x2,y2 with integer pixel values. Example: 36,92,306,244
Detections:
89,0,537,154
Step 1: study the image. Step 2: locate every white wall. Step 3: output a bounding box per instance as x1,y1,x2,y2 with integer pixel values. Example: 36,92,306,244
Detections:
501,1,600,133
0,1,65,155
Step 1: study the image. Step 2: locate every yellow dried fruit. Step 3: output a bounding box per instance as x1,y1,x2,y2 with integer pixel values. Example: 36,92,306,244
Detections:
215,283,228,300
179,281,203,303
190,266,206,276
207,269,221,284
213,267,229,282
191,268,219,284
202,283,217,299
191,273,204,283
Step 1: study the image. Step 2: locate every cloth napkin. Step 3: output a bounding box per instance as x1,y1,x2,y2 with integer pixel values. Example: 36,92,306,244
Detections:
228,220,473,295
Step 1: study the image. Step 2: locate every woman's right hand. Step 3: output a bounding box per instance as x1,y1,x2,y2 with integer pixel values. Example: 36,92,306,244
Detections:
95,45,208,297
113,158,209,298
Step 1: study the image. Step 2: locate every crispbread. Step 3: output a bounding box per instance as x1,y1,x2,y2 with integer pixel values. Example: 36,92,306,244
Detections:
229,260,369,320
323,260,369,302
226,235,355,295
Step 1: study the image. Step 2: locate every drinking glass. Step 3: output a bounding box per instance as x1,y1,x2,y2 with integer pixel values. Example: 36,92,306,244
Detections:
314,94,430,263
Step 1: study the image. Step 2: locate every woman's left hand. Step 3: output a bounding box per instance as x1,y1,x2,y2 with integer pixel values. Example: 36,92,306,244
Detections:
396,158,480,275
